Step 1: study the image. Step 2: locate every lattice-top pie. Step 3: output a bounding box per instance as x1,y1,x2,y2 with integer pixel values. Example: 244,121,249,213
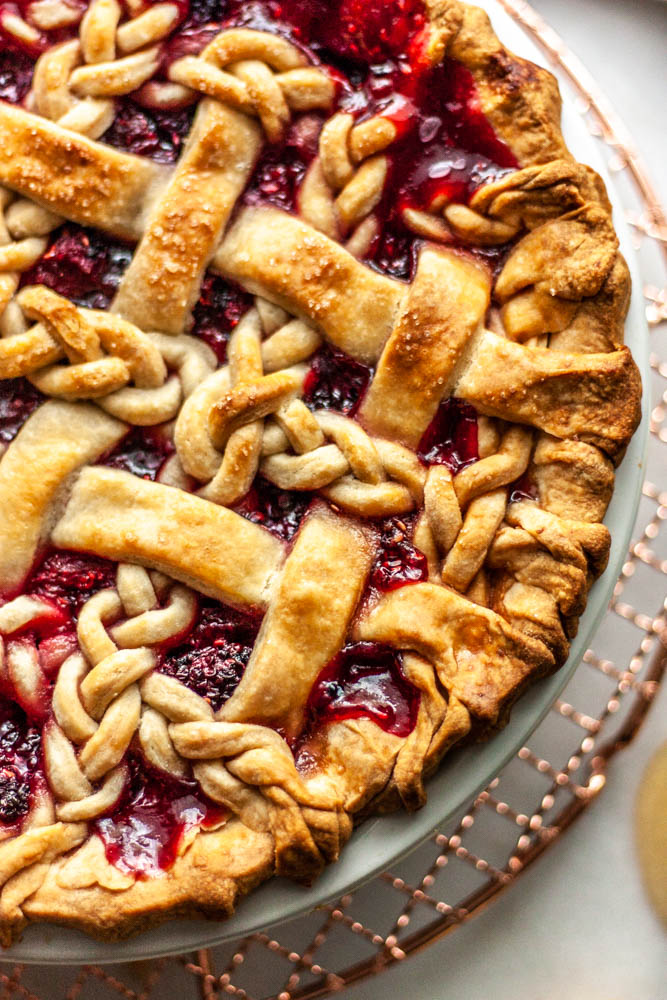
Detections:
0,0,641,944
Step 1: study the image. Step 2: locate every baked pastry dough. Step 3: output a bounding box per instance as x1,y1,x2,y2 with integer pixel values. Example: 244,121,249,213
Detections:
0,0,641,944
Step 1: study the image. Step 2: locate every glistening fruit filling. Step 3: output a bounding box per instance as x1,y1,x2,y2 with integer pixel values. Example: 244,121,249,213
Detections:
0,378,44,446
103,426,176,482
21,226,133,310
0,49,32,102
303,641,420,740
418,397,479,473
158,599,263,713
95,754,225,877
303,345,372,416
26,551,117,618
101,101,196,164
234,477,315,541
191,274,253,364
0,702,42,830
371,516,428,592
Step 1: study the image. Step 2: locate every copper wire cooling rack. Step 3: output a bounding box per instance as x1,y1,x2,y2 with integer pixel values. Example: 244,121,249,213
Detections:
2,3,666,997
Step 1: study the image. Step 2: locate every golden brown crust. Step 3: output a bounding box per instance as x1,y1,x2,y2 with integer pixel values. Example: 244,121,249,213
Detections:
112,101,262,335
19,822,274,942
51,466,285,607
0,0,642,947
359,248,491,445
0,104,166,241
0,402,126,596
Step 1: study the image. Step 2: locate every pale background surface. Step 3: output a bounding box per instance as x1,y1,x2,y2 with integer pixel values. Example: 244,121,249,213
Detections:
342,1,667,997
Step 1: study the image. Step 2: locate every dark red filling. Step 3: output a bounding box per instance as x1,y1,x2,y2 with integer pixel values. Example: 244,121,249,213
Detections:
269,0,427,63
371,516,428,592
303,345,372,416
191,273,253,363
101,100,196,164
418,397,479,473
21,225,133,309
103,426,176,482
95,754,225,877
509,472,538,504
26,550,117,617
234,476,314,541
185,0,231,23
158,599,262,712
243,112,325,211
235,0,516,279
0,49,32,102
0,378,44,445
0,701,42,828
304,641,419,738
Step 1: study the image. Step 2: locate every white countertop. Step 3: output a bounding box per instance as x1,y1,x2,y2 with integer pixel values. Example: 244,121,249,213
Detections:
344,2,667,997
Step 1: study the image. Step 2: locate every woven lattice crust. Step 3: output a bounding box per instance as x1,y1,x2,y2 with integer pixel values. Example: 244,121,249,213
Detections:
0,0,641,944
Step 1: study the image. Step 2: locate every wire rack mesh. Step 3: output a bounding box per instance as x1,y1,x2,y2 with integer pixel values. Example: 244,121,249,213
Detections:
1,2,665,997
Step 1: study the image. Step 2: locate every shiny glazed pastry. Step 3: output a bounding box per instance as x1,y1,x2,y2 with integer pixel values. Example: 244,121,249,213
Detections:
0,0,641,943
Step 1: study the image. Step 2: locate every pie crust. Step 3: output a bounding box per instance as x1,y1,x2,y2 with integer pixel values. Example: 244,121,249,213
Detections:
0,0,641,944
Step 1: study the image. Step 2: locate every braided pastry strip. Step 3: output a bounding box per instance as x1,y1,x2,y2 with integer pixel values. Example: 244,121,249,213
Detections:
44,565,196,822
0,285,216,424
169,719,345,879
168,28,335,141
31,1,180,131
176,300,319,506
414,422,534,595
299,110,400,253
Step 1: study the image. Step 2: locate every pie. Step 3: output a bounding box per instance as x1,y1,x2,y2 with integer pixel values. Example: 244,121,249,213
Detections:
0,0,641,945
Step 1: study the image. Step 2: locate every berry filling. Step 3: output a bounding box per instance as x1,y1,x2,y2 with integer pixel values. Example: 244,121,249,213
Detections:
303,345,372,416
418,397,479,474
103,425,175,482
371,516,428,592
0,378,44,445
232,0,517,278
243,112,325,211
0,702,42,829
234,477,313,542
304,641,420,738
191,273,253,363
96,754,225,877
21,225,133,310
184,1,231,24
26,550,117,618
101,100,196,164
0,49,33,102
509,472,538,504
269,0,427,64
158,599,263,712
